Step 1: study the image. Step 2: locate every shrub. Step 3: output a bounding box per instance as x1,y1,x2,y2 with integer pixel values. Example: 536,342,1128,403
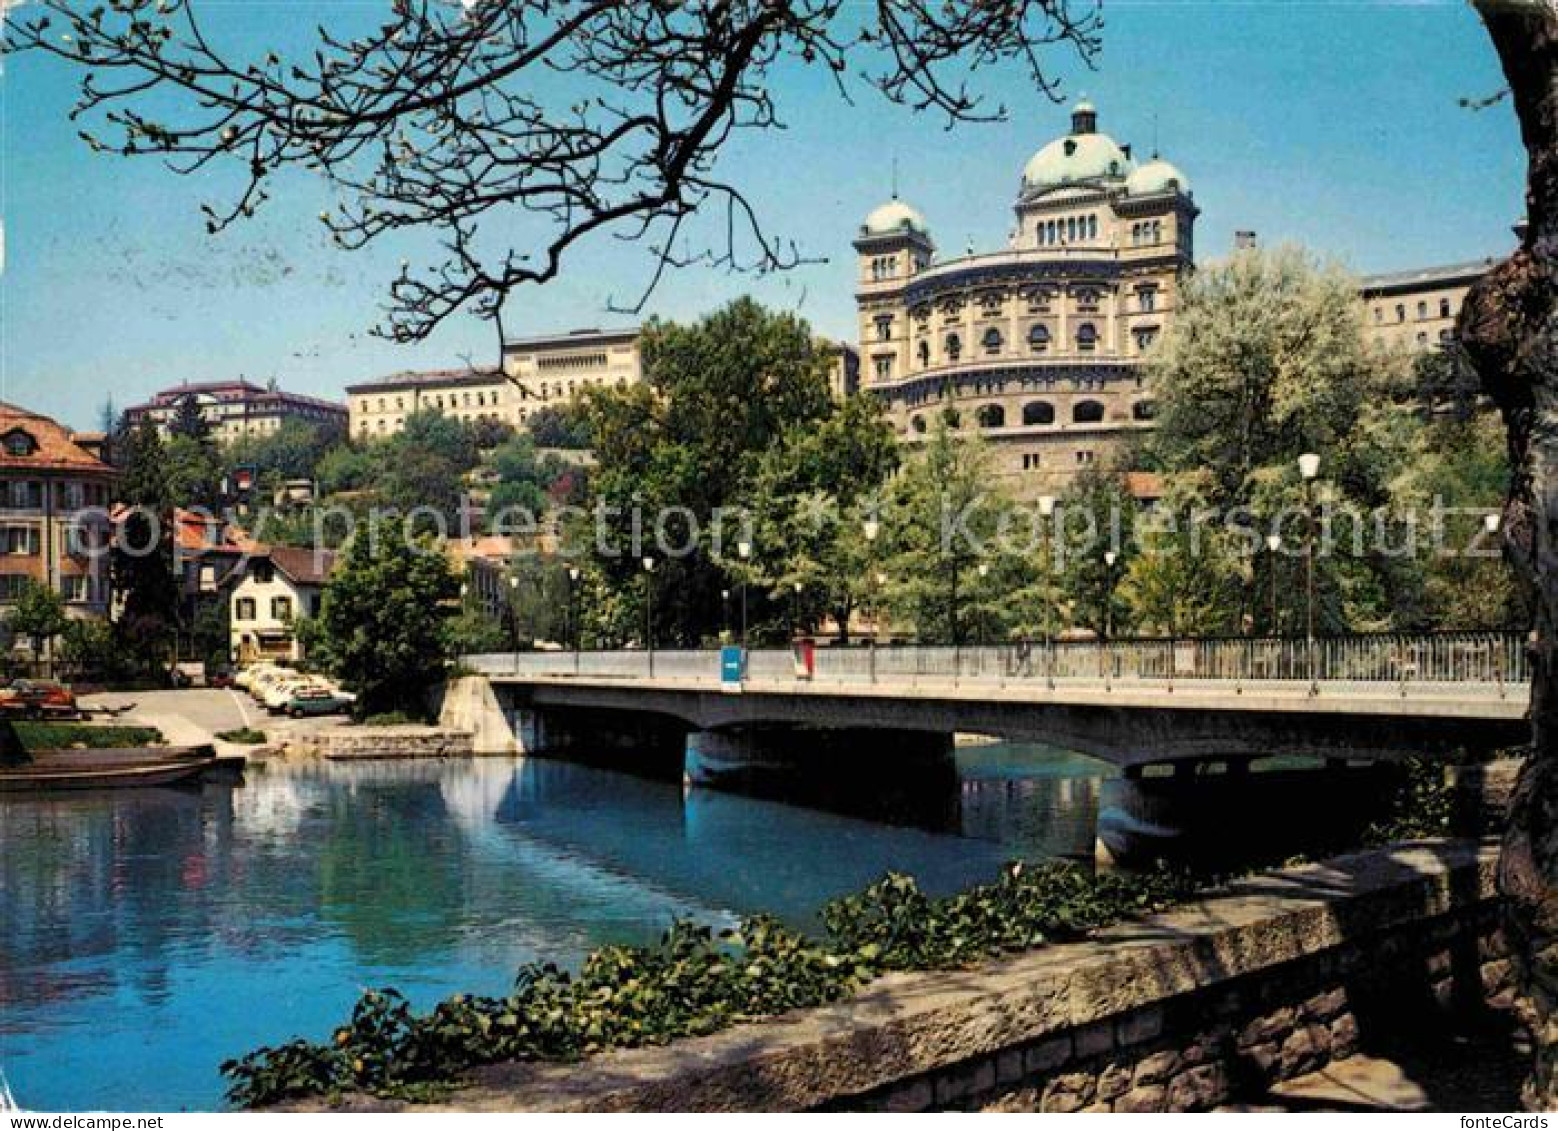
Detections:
221,861,1192,1107
216,728,268,745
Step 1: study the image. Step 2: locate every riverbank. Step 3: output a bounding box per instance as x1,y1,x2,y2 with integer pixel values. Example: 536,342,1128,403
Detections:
280,838,1517,1113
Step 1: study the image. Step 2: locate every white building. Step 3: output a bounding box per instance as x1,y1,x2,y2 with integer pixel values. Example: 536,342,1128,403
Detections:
230,546,335,664
124,380,347,444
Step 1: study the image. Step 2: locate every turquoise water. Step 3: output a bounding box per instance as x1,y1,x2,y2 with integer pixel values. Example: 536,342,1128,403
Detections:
0,747,1107,1112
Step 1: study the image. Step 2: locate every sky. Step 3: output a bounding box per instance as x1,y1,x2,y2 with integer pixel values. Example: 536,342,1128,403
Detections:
0,1,1528,432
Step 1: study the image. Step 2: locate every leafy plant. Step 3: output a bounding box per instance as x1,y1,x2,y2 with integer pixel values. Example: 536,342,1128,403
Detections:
221,860,1194,1107
215,728,267,745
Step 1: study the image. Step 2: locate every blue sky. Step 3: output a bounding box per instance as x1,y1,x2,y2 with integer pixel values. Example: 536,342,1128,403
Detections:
0,2,1526,431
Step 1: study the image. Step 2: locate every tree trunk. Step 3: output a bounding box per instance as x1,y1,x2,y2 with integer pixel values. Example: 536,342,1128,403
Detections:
1463,0,1558,1109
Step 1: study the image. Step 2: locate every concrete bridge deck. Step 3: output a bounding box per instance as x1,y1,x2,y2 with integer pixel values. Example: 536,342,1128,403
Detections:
462,635,1530,769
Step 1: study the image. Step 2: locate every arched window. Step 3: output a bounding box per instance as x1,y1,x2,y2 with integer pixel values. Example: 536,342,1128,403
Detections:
1073,399,1105,423
1022,401,1055,426
976,404,1006,429
1132,399,1156,421
981,327,1003,355
1028,324,1051,353
945,333,962,361
917,340,930,366
1076,322,1098,352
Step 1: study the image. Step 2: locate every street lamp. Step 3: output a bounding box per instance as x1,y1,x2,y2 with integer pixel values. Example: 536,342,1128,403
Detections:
1298,453,1321,690
977,561,991,649
1038,495,1058,685
1103,550,1118,642
721,587,731,639
1485,511,1502,535
642,555,656,677
792,579,803,640
508,575,521,670
1265,533,1282,637
567,566,581,671
737,539,752,652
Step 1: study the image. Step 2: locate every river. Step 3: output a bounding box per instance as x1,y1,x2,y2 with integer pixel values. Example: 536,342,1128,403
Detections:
0,745,1108,1111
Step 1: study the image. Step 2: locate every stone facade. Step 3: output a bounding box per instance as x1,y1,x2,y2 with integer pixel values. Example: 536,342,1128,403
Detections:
124,379,346,443
853,100,1195,494
1359,259,1500,353
0,401,116,625
502,327,641,422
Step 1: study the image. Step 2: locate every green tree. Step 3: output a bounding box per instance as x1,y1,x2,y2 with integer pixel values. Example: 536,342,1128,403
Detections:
1054,469,1138,639
227,419,346,488
486,435,575,532
312,520,459,717
578,299,835,646
8,581,69,668
527,405,591,450
112,421,180,669
882,424,1018,646
1148,245,1423,633
164,433,222,509
168,395,212,444
746,396,900,641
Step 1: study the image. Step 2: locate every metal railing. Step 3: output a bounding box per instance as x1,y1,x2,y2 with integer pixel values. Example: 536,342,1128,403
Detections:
466,631,1530,700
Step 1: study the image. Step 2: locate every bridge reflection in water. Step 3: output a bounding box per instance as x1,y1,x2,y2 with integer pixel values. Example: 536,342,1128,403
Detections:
0,749,1105,1111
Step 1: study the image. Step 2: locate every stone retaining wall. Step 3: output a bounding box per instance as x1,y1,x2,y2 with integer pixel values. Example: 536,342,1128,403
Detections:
284,726,475,760
302,839,1513,1113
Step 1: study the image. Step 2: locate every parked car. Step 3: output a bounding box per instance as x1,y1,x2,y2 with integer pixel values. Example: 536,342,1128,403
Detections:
262,676,330,713
282,688,353,718
0,679,80,720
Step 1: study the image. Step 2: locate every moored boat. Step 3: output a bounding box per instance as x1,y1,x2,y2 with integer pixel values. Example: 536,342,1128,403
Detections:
0,747,220,793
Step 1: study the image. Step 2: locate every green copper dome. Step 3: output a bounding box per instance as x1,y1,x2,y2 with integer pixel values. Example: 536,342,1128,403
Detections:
1126,158,1190,196
861,198,930,237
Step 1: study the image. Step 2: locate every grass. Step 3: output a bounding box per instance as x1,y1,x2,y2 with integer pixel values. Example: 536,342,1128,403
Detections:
14,723,165,752
216,727,268,745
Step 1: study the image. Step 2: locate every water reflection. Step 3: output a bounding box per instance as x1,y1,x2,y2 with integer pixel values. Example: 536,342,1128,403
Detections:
0,744,1108,1112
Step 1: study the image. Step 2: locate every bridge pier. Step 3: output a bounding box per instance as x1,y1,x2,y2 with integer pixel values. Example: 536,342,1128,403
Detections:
1096,761,1403,871
684,725,960,829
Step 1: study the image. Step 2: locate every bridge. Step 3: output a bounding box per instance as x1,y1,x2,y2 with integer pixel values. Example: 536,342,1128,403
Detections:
451,632,1530,865
462,632,1529,768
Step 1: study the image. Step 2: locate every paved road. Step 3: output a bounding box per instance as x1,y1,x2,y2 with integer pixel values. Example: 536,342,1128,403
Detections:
80,688,349,753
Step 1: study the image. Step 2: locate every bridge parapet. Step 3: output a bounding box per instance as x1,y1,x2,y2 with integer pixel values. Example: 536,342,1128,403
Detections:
468,631,1529,703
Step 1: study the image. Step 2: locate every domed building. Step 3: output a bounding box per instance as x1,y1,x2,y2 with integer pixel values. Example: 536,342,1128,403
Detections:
852,101,1196,489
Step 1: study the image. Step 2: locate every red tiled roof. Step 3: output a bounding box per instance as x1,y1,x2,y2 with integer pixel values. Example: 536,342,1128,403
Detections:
1124,471,1164,501
0,402,116,476
267,546,337,587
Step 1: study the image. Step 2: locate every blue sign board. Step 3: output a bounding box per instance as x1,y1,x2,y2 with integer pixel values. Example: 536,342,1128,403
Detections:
720,645,745,690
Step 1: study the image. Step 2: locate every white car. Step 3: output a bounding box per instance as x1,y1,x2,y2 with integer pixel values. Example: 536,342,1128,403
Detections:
262,676,333,713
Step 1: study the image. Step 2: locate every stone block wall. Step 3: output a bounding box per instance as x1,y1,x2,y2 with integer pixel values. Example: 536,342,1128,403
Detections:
885,903,1513,1112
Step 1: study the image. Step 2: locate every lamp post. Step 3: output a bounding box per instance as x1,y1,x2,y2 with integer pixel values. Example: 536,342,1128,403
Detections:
1102,550,1118,641
737,539,751,653
721,588,731,639
792,580,803,640
977,561,991,650
567,566,581,674
1038,495,1057,687
642,555,656,677
864,517,880,674
508,575,521,673
1298,452,1321,690
1265,533,1282,636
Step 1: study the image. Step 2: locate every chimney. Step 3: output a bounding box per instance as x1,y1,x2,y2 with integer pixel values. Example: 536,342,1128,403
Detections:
1235,230,1258,251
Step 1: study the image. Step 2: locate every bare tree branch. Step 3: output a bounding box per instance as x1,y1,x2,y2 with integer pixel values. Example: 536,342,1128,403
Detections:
7,0,1100,344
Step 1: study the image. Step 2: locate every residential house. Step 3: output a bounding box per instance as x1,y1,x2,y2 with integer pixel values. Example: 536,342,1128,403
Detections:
230,546,336,664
